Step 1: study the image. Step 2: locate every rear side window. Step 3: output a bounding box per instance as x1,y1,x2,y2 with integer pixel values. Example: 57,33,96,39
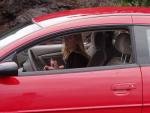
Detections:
134,26,150,64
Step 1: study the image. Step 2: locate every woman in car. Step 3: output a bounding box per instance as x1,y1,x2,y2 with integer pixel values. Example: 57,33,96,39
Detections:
63,34,90,69
44,33,89,70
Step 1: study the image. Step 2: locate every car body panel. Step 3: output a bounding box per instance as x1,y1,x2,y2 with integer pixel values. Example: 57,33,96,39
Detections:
33,7,150,23
0,67,142,112
140,67,150,113
132,16,150,24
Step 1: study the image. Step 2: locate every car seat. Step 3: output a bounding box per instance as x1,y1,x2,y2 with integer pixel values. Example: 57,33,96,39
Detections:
87,32,107,67
107,33,131,65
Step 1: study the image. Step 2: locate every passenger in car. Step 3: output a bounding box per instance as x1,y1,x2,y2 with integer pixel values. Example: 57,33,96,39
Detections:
63,34,90,69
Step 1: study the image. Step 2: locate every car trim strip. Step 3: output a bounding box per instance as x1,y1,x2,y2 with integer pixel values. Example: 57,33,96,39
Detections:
19,64,138,76
143,103,150,106
17,104,142,113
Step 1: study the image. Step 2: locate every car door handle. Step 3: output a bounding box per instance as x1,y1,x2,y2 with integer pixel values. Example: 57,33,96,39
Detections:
112,83,136,91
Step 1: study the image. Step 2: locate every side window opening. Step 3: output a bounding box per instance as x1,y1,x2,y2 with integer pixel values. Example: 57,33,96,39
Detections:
10,28,134,73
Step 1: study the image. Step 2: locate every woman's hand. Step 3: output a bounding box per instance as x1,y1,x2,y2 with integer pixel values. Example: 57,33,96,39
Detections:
43,65,50,70
43,59,64,70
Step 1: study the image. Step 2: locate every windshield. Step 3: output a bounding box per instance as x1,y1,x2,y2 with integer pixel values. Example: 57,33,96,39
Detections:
0,22,41,49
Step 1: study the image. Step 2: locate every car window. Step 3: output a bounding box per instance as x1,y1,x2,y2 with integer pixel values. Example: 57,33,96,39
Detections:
10,27,134,74
133,26,150,65
143,27,150,64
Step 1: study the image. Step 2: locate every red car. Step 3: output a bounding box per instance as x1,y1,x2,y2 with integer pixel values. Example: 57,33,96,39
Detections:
0,7,150,113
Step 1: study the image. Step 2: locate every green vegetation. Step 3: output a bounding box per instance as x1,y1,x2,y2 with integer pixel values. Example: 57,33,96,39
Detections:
119,0,150,6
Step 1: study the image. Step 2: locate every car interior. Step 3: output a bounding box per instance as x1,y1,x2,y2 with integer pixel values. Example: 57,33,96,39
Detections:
12,28,133,72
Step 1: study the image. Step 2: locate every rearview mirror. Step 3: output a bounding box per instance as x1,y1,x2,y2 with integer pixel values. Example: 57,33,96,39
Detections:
0,62,18,76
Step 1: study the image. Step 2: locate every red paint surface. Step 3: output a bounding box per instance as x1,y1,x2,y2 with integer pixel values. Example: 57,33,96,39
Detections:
33,7,150,22
132,16,150,24
0,68,142,112
140,67,150,113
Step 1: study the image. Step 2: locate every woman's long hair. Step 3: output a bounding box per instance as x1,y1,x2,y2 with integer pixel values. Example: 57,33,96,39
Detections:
63,33,89,61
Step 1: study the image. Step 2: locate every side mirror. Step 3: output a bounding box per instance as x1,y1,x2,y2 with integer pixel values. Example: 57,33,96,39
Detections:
0,62,18,76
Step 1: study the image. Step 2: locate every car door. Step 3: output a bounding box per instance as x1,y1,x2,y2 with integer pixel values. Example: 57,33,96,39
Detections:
0,30,142,113
0,65,142,113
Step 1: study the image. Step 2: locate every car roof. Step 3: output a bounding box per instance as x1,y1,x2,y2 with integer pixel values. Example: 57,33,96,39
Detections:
33,7,150,23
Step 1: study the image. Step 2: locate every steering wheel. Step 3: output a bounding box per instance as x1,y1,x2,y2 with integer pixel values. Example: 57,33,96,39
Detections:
28,49,38,71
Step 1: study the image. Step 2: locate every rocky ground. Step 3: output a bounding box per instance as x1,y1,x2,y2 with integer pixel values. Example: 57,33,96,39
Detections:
0,0,118,33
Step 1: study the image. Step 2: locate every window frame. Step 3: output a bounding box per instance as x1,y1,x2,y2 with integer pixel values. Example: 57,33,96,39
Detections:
1,24,139,76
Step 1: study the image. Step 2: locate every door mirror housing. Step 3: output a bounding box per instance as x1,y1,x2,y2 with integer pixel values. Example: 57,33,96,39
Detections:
0,62,18,76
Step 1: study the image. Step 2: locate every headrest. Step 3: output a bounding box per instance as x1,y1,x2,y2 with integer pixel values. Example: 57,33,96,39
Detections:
115,33,131,55
91,32,105,50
